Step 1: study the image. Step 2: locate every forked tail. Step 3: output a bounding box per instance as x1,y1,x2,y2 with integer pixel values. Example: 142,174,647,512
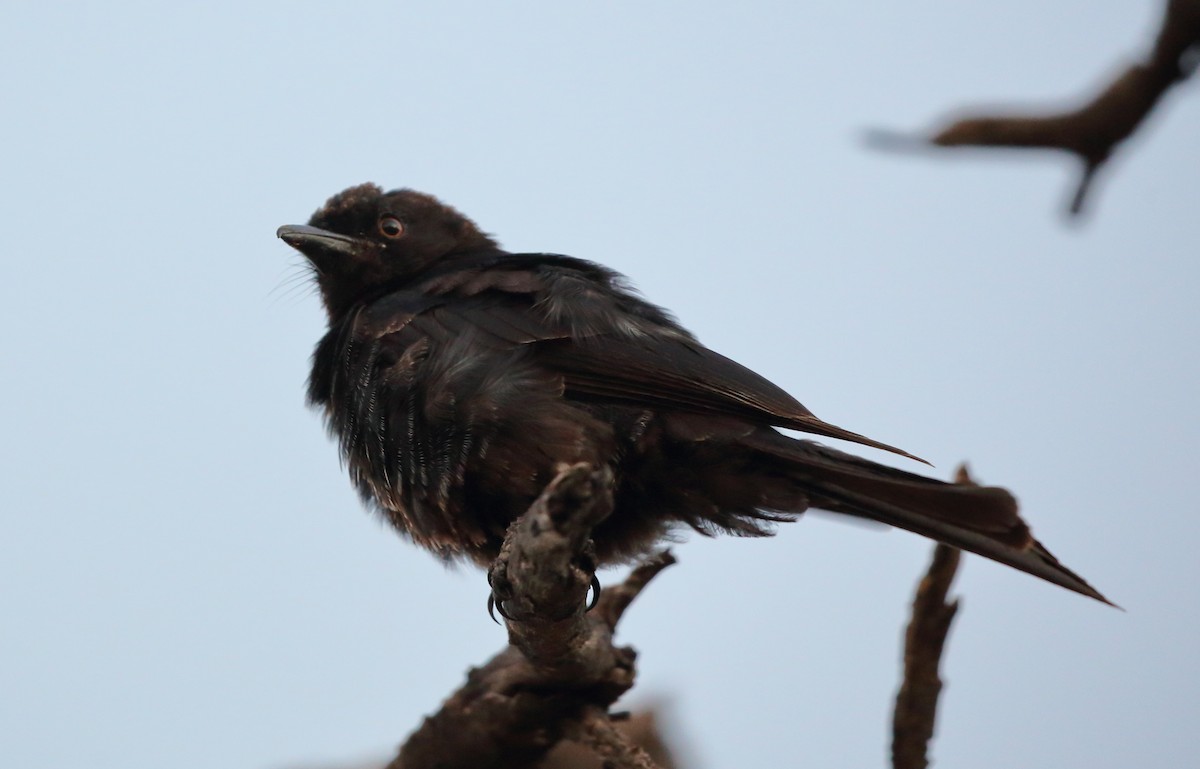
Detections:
746,431,1113,605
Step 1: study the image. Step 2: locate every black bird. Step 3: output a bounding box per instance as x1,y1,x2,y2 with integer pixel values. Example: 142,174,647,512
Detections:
278,183,1109,604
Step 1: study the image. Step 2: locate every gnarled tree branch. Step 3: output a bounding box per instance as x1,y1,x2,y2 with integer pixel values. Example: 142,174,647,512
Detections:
387,464,674,769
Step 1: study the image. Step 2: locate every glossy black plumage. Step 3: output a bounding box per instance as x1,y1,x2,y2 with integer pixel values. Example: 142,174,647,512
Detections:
278,183,1110,604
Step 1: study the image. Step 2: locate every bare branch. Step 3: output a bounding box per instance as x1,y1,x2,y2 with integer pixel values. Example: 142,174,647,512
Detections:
891,465,974,769
388,464,675,769
562,707,664,769
875,0,1200,216
542,709,681,769
594,550,677,631
892,543,961,769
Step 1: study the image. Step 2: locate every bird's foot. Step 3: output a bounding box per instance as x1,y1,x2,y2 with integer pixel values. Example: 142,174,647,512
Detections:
485,564,601,624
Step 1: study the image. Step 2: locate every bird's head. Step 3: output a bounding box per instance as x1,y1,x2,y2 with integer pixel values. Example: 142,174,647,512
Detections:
277,183,498,318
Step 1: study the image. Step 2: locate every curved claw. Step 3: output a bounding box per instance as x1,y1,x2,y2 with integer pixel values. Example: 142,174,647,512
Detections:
586,575,602,612
487,592,516,624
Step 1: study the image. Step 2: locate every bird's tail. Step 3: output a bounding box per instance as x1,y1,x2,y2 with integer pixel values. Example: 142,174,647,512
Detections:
742,431,1113,605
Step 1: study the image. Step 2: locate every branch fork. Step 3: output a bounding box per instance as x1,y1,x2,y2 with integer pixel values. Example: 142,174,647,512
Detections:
389,463,675,769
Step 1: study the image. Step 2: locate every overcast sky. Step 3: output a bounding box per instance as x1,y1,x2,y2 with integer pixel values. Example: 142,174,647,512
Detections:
2,2,1197,768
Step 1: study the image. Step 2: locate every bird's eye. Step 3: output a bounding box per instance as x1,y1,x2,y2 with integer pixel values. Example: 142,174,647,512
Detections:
378,216,405,239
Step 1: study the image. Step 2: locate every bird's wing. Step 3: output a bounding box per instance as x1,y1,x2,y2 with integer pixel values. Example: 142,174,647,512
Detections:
402,292,925,464
529,332,925,463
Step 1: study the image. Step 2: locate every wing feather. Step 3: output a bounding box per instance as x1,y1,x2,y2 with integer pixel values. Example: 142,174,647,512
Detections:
421,296,925,463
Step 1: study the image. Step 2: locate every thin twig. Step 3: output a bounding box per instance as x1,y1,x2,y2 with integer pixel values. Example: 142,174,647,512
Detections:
595,550,677,631
890,465,973,769
892,543,961,769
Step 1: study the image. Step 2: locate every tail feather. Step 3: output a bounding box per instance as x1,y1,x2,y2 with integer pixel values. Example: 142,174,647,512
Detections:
812,478,1113,605
745,432,1114,606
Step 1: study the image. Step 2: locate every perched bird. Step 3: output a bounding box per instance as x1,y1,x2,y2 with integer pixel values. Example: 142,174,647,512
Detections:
278,183,1109,604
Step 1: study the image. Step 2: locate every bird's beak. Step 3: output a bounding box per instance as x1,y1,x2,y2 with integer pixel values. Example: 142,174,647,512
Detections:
276,224,362,259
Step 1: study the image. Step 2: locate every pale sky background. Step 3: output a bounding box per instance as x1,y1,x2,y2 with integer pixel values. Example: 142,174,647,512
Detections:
2,2,1197,767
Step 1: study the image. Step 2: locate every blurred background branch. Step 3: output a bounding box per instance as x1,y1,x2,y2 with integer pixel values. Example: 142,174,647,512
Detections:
870,0,1200,216
892,544,962,769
